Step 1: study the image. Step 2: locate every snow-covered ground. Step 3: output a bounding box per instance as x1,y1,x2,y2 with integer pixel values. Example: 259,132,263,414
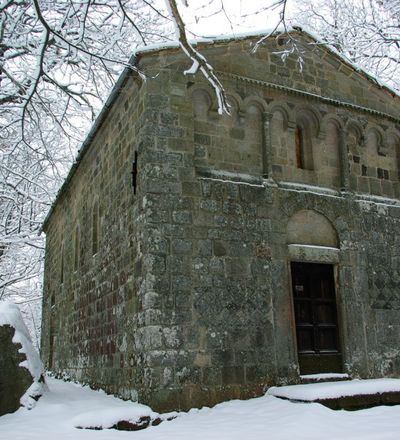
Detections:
2,377,400,440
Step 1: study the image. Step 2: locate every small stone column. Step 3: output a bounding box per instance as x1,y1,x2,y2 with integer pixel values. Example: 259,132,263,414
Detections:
262,112,273,180
339,128,350,191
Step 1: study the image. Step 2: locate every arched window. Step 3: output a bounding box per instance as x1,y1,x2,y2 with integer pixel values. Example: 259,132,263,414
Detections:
295,123,314,170
295,125,305,169
295,111,317,171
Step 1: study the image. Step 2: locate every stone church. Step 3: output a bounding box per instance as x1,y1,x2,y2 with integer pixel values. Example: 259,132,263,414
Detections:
41,28,400,412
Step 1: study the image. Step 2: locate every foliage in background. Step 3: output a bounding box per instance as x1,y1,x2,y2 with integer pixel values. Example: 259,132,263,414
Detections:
0,0,171,311
292,0,400,90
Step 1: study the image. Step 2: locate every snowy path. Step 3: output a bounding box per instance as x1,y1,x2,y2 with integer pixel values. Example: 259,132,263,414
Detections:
1,377,400,440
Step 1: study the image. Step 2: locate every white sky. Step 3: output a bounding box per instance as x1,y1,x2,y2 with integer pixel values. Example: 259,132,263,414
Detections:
176,1,289,38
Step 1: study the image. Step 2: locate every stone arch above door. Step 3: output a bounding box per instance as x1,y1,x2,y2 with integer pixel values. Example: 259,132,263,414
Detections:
287,209,339,248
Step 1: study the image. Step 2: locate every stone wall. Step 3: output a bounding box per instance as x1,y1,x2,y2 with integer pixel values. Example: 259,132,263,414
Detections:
41,74,148,400
134,38,400,410
42,32,400,412
138,152,400,410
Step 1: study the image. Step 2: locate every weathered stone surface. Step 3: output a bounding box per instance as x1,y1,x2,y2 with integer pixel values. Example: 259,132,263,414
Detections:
0,325,33,415
41,31,400,412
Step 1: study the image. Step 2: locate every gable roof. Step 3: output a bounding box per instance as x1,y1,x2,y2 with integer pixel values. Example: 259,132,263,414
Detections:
41,26,400,231
133,25,399,99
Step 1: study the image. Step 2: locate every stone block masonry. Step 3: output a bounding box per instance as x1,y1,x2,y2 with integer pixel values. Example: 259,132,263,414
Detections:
41,30,400,412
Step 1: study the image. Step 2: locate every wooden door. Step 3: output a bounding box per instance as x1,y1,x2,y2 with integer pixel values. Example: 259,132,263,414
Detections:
291,262,342,374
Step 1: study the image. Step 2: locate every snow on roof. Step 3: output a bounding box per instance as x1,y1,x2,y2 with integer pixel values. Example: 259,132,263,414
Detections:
0,301,44,382
133,25,399,98
133,26,287,55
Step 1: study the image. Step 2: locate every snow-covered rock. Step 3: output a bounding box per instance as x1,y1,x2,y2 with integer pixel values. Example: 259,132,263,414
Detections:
0,301,45,414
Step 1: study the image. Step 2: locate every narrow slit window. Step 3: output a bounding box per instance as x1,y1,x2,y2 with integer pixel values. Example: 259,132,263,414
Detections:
74,227,80,271
295,119,314,171
60,246,64,284
132,151,138,194
295,125,304,169
92,202,99,255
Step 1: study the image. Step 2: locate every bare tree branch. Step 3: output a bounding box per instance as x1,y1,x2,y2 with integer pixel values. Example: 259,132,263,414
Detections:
166,0,229,114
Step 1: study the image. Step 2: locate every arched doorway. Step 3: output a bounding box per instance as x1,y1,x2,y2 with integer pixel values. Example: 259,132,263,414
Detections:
287,210,342,375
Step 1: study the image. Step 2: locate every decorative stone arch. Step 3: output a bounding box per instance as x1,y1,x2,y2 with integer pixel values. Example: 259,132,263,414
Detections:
321,115,343,146
294,106,321,137
346,120,363,136
244,104,264,123
365,125,386,156
321,114,344,134
268,102,291,149
225,92,243,125
293,106,321,170
243,99,264,138
346,120,364,155
226,90,243,108
243,98,265,123
319,115,342,172
188,85,213,120
287,209,339,248
243,96,268,114
267,101,292,131
242,98,265,174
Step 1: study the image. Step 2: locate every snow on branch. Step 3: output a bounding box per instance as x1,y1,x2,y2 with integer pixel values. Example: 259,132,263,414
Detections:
251,0,289,54
293,0,400,91
0,0,169,305
165,0,230,114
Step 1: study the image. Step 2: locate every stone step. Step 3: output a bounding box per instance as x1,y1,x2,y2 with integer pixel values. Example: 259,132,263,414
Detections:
267,378,400,410
314,391,400,410
300,373,351,384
